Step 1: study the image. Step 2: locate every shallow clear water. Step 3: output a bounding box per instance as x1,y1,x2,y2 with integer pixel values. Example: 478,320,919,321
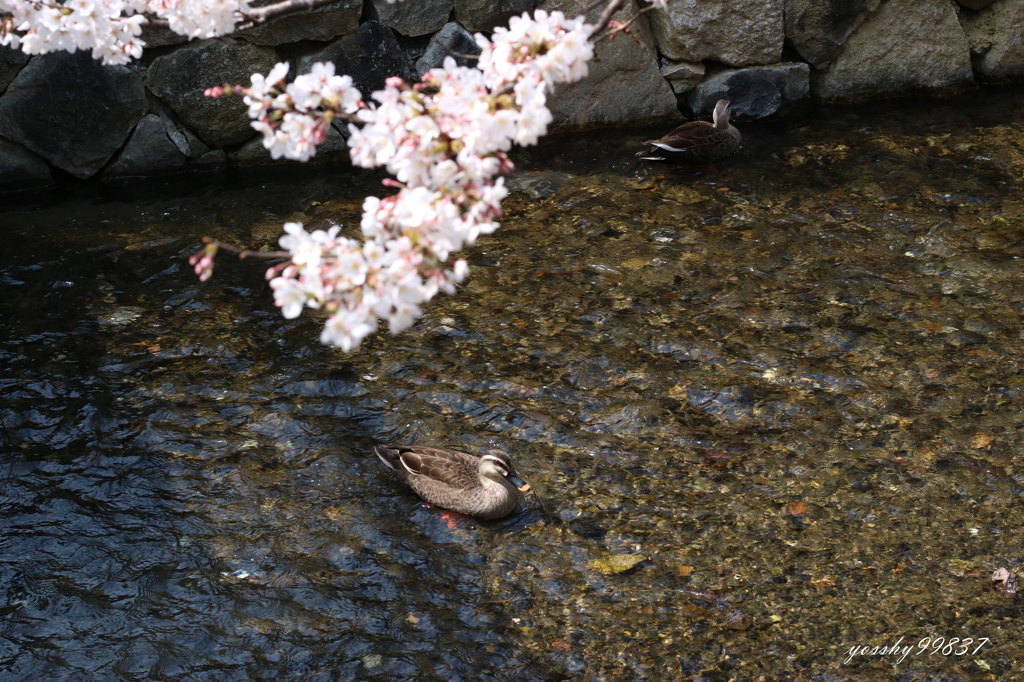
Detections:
3,87,1024,680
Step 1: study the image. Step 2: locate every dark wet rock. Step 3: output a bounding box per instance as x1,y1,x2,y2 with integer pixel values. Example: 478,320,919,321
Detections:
0,45,29,93
688,63,809,119
369,0,452,37
973,217,1024,257
647,0,784,66
147,40,279,148
784,0,880,69
962,0,1024,83
544,0,677,127
0,51,145,178
298,21,412,98
504,170,574,199
192,148,228,170
105,114,188,178
588,554,646,575
957,0,997,9
566,355,626,391
286,378,369,398
0,136,53,189
812,0,973,101
239,0,361,46
160,111,210,159
685,385,760,427
454,0,535,33
415,21,481,79
660,59,705,95
579,403,665,436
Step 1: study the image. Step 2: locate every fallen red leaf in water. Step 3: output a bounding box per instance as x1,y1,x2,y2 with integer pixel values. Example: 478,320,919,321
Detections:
972,433,995,449
786,502,808,516
439,510,462,530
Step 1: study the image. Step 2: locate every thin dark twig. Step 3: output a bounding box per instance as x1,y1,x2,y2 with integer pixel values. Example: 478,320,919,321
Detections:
593,11,643,43
203,237,291,260
591,0,664,44
427,33,480,62
443,49,481,61
590,0,628,35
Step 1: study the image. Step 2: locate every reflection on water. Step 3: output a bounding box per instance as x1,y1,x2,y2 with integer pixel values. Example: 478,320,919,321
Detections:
3,88,1024,680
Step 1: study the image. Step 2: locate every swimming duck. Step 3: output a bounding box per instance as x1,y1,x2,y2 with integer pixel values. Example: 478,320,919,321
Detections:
636,99,741,161
373,444,531,519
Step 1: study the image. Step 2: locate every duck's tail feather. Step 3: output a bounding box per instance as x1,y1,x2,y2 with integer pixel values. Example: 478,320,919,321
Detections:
374,444,400,470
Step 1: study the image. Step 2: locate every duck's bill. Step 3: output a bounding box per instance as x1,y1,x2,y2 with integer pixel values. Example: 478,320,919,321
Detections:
508,473,531,493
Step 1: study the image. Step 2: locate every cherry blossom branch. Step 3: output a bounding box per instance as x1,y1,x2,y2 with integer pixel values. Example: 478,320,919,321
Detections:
205,238,291,260
590,0,668,43
188,238,292,282
2,0,669,351
591,0,628,35
191,9,599,349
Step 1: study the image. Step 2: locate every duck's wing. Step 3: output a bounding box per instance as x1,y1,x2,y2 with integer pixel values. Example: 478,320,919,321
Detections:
389,445,480,489
638,121,724,160
649,121,725,153
642,121,705,147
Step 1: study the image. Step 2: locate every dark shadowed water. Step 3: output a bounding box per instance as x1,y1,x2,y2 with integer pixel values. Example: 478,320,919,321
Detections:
3,87,1024,681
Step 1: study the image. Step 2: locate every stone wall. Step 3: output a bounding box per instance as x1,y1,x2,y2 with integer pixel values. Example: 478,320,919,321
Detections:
0,0,1021,190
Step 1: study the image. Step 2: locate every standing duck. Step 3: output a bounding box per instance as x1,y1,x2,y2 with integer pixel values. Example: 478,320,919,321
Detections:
636,99,741,161
373,444,531,519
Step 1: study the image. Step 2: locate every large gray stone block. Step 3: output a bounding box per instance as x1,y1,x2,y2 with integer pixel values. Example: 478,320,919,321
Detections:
648,0,784,66
0,52,146,178
542,0,678,128
298,21,412,97
105,114,188,178
415,22,482,79
239,0,361,46
147,40,280,148
0,136,53,190
454,0,535,33
812,0,974,101
0,45,29,93
370,0,453,37
784,0,880,68
962,0,1024,82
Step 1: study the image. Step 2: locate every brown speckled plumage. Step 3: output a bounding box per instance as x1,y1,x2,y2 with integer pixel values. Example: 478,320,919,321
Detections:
636,99,741,161
374,444,530,519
